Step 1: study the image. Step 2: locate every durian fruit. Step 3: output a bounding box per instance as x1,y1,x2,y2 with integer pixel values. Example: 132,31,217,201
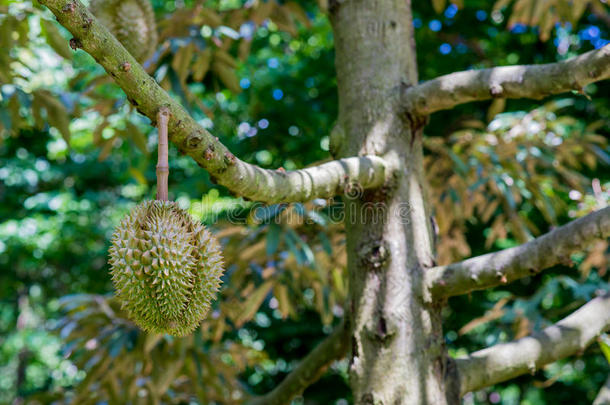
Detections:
89,0,157,63
109,200,224,336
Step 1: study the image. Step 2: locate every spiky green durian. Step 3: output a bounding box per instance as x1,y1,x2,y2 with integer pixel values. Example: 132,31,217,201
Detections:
109,200,224,336
89,0,157,63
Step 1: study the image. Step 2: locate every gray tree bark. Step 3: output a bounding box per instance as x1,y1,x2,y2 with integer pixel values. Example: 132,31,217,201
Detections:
330,1,457,403
457,293,610,394
402,44,610,116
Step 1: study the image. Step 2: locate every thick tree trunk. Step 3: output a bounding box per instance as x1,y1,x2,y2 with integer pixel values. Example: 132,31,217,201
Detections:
330,1,458,403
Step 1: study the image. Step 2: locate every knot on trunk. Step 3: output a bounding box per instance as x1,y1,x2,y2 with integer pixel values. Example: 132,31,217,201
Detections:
358,239,389,270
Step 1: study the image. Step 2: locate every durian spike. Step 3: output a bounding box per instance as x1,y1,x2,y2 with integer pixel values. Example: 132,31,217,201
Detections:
156,107,170,201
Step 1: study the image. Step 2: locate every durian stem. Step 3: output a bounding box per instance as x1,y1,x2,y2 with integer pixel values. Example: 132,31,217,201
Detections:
156,107,170,201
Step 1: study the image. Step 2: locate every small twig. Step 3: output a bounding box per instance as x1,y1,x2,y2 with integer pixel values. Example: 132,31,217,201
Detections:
156,107,170,201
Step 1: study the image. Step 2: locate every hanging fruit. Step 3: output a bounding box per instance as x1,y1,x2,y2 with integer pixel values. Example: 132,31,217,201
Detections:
89,0,158,62
108,108,224,336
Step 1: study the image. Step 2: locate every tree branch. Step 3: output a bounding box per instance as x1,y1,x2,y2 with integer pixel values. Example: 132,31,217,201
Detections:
402,44,610,116
594,375,610,405
426,207,610,299
456,293,610,395
247,320,349,405
40,0,388,203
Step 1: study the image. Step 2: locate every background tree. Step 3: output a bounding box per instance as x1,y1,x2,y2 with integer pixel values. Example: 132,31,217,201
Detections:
0,0,609,404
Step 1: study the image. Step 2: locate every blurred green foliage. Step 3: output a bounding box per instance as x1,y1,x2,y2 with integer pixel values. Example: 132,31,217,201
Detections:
0,0,609,403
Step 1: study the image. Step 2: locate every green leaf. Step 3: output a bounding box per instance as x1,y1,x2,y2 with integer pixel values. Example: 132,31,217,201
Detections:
599,334,610,365
286,228,314,265
448,149,469,177
318,231,332,255
40,19,73,60
253,204,284,223
432,0,446,14
235,280,274,326
266,223,281,256
35,90,71,145
590,145,610,165
284,229,303,265
126,121,148,154
108,334,127,358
